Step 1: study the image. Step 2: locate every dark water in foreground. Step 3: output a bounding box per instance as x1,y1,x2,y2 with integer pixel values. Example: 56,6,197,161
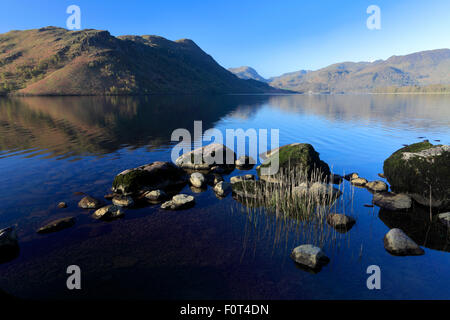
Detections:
0,94,449,300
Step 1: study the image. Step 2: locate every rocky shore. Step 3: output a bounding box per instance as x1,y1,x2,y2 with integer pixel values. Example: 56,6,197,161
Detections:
1,140,448,271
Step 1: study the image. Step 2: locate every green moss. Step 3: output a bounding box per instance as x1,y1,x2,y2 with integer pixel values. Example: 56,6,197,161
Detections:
383,141,450,208
112,169,148,194
258,143,330,179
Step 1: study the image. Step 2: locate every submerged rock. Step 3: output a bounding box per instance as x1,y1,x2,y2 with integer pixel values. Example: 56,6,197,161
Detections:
257,143,330,183
230,174,255,184
37,217,75,234
379,207,450,252
213,181,232,197
112,195,134,207
112,161,186,195
383,141,450,209
144,190,167,203
366,180,388,192
326,213,356,232
0,227,19,263
383,228,425,256
175,143,236,171
190,172,206,188
161,194,195,210
235,155,255,169
232,180,266,200
78,195,102,209
373,192,412,211
290,244,329,270
293,182,342,200
93,205,124,220
378,173,386,179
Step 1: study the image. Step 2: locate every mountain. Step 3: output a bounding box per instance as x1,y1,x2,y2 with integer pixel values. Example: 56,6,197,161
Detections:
228,66,267,82
267,49,450,93
0,27,285,95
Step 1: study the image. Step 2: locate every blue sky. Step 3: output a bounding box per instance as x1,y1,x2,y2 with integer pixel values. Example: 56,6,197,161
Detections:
1,0,449,78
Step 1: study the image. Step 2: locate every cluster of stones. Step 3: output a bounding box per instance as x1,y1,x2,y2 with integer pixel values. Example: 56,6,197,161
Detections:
2,141,447,266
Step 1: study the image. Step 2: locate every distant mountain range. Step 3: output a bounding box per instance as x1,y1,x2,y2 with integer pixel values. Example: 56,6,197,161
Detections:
229,49,450,93
0,27,286,95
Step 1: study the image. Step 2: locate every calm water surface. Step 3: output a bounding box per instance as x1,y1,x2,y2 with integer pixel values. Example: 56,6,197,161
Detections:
0,94,449,299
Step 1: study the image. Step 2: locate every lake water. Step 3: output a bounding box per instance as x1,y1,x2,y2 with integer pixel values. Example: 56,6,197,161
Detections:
0,94,449,300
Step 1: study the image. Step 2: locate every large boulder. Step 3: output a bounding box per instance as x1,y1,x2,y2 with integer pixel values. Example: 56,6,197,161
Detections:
383,228,425,256
383,142,450,209
257,143,330,183
175,143,236,171
112,161,186,195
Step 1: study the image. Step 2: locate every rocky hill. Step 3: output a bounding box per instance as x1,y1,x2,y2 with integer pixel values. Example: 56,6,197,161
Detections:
0,27,285,95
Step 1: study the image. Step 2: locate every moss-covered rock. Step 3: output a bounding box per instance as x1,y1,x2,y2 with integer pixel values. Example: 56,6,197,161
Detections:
112,161,186,195
383,141,450,209
257,143,330,182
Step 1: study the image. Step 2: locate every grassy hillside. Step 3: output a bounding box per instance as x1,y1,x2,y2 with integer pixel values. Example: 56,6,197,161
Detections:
0,27,284,95
267,49,450,93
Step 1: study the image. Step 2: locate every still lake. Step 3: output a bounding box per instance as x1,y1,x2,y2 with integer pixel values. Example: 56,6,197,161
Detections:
0,94,449,299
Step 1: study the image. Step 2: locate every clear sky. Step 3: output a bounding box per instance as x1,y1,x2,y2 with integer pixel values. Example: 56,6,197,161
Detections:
1,0,449,78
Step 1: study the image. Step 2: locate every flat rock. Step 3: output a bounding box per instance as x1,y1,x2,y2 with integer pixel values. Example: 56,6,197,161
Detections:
350,177,367,186
112,196,134,207
384,228,425,256
326,213,355,232
37,217,75,234
190,172,206,188
213,181,232,197
161,194,195,210
230,174,255,184
373,192,412,211
290,244,330,269
366,180,388,192
78,195,102,209
93,205,124,220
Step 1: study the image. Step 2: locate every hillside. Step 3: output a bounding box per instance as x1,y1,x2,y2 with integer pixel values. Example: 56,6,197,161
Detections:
0,27,285,95
232,49,450,93
228,66,267,82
